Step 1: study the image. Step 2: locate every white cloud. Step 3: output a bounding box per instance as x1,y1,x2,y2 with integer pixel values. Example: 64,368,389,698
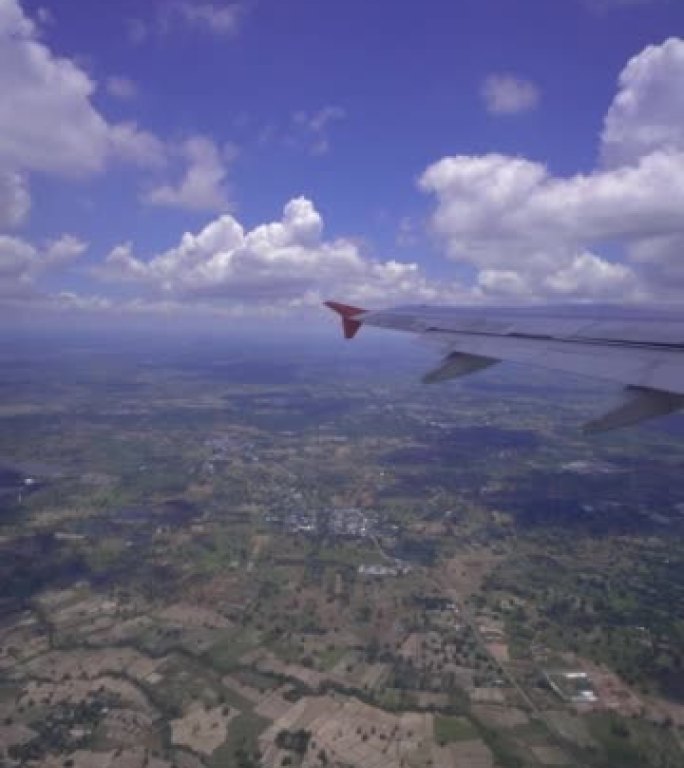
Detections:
106,76,138,100
169,1,242,36
481,74,540,115
627,233,684,291
34,6,53,26
0,235,35,279
143,136,231,213
0,171,30,228
253,107,346,156
475,251,640,302
601,38,684,166
419,151,659,300
0,232,86,299
127,2,243,44
421,38,684,301
291,106,346,155
477,269,529,298
542,252,638,297
0,0,33,36
0,0,167,195
100,197,466,311
0,4,109,176
55,291,112,312
109,123,167,169
421,151,684,258
43,234,88,267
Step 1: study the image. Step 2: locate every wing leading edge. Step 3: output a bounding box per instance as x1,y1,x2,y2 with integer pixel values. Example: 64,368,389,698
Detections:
324,301,684,432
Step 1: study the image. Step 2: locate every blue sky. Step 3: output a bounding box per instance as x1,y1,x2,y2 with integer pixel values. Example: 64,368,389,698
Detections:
2,0,684,327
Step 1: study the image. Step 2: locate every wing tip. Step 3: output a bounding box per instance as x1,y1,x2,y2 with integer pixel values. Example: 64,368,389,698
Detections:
324,300,367,339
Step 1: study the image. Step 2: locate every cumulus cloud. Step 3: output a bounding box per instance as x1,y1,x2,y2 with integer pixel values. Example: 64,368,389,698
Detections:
0,1,163,178
0,235,35,281
481,74,540,115
0,233,87,299
542,252,638,297
421,151,684,257
0,0,168,232
421,38,684,301
43,234,88,267
601,38,684,166
100,197,465,311
143,136,231,213
0,6,109,176
106,76,138,100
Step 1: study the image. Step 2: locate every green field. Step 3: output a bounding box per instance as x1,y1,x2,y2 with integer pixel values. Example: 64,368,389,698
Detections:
434,715,478,743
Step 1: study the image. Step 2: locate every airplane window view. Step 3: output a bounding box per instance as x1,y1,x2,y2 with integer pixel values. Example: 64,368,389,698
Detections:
0,1,683,767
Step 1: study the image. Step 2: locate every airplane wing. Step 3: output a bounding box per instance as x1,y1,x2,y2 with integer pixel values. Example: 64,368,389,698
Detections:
324,301,684,432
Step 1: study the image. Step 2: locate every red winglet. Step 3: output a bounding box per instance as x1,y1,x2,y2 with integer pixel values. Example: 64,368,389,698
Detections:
324,300,367,339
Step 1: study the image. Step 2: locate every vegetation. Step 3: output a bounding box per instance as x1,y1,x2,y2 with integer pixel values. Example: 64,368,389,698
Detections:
0,335,682,768
433,715,478,744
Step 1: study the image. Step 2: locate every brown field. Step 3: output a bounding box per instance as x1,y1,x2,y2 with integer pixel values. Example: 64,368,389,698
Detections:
0,616,50,669
86,615,154,646
99,708,155,747
254,651,327,689
0,723,37,757
437,549,504,599
251,533,271,558
254,688,294,720
530,744,573,765
19,675,154,713
260,694,436,768
23,647,164,684
33,746,172,768
154,602,233,629
644,695,684,730
222,675,293,719
398,630,470,673
170,702,237,755
472,704,530,729
486,641,510,662
431,739,495,768
577,659,643,717
327,653,390,690
470,687,506,705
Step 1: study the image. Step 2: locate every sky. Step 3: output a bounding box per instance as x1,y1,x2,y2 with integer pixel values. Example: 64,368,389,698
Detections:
1,0,684,330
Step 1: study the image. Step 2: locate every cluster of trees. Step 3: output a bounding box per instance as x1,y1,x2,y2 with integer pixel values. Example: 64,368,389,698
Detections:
275,728,311,754
8,695,110,763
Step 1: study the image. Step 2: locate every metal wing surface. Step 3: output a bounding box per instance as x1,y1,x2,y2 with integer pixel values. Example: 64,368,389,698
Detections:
325,302,684,432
